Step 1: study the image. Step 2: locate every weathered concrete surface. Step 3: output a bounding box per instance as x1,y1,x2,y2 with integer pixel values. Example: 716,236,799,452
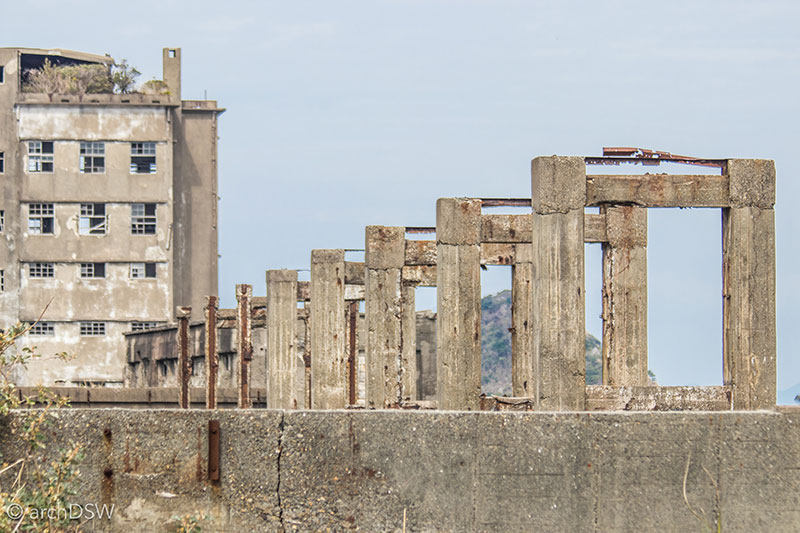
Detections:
511,243,533,396
267,270,299,409
728,158,776,209
602,206,648,386
365,226,406,408
2,409,798,532
436,198,482,410
723,206,777,409
586,174,731,208
310,249,347,409
531,156,586,411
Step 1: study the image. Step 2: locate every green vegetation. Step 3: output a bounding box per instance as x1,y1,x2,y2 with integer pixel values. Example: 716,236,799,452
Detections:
0,317,81,532
22,58,153,95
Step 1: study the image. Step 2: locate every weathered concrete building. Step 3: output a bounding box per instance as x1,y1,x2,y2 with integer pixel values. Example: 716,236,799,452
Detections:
0,47,222,386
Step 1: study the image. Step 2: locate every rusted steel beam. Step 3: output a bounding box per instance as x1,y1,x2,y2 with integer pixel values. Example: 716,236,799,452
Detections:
404,226,435,234
208,420,220,482
176,306,192,409
596,147,726,169
236,284,253,409
480,198,531,207
205,295,219,409
586,174,731,208
348,301,358,406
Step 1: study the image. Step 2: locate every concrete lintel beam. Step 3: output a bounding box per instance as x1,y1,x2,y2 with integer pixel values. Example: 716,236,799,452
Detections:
728,159,776,209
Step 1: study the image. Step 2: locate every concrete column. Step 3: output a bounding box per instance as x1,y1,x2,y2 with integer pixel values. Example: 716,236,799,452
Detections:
531,156,586,410
204,295,219,409
723,159,777,410
601,206,648,386
236,284,253,409
267,270,299,409
400,284,417,402
310,249,347,409
436,198,482,410
176,306,191,409
365,226,406,408
511,243,534,397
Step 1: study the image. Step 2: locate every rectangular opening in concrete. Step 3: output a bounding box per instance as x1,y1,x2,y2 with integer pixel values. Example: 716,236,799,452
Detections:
481,265,511,396
648,208,722,386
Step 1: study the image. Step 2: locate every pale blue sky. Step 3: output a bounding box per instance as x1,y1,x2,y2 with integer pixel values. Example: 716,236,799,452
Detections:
5,0,799,393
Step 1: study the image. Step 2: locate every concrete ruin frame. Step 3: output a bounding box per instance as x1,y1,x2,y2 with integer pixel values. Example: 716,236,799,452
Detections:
529,155,776,411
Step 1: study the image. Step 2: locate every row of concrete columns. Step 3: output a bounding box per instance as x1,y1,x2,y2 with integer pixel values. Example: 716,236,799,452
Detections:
189,156,776,412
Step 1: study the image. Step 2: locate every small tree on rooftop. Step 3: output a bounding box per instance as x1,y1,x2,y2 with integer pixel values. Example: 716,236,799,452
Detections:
112,59,141,94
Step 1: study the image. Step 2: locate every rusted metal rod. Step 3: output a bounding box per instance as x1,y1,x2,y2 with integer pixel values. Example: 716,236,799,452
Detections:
176,306,192,409
205,295,219,409
236,284,253,409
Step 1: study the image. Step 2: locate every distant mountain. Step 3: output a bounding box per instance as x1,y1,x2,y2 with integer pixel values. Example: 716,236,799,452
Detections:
777,383,800,405
481,290,602,396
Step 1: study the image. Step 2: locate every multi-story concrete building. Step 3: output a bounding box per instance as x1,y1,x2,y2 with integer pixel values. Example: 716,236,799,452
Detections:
0,47,222,386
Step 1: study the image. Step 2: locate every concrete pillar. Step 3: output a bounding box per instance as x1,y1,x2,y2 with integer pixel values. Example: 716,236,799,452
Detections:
176,306,191,409
531,156,586,410
511,243,534,396
400,284,417,402
266,270,299,409
365,226,406,408
204,295,219,409
236,284,253,409
723,159,777,409
601,206,648,386
310,249,346,409
436,198,482,410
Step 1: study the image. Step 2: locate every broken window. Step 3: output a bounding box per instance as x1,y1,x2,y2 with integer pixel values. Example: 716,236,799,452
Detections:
0,270,3,292
80,262,105,278
28,203,54,234
79,142,105,173
80,321,106,336
131,203,156,234
131,322,162,332
30,322,54,336
79,203,107,235
29,262,54,278
130,262,157,279
0,151,4,173
0,210,4,232
130,142,156,174
27,141,54,173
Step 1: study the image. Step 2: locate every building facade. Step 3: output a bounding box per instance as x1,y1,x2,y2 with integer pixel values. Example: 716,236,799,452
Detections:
0,47,222,386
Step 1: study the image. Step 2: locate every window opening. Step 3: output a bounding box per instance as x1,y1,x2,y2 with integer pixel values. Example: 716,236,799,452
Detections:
0,270,3,292
80,262,105,278
131,203,156,234
30,322,54,336
27,141,54,173
79,142,105,173
0,210,4,232
29,262,54,278
131,322,162,332
585,242,603,385
130,262,157,278
0,65,4,83
28,203,54,234
79,203,107,234
130,142,156,174
0,151,4,173
80,321,106,336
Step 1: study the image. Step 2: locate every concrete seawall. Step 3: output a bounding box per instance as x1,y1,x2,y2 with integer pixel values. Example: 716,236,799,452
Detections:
1,408,798,531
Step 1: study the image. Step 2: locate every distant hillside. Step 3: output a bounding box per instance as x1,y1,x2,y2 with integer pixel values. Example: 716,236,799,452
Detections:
481,290,602,396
